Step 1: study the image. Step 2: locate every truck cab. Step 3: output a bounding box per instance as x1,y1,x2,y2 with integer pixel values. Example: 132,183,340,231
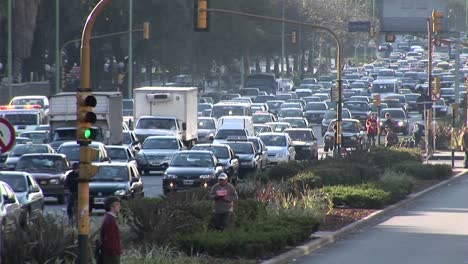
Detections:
134,116,186,143
0,107,47,134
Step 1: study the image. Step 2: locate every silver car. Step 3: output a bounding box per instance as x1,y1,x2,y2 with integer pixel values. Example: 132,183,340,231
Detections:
258,132,296,166
135,136,185,174
197,117,217,143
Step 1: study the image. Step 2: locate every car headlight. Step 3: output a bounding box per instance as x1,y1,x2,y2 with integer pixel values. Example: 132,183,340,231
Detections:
398,121,404,126
302,146,312,150
379,121,383,126
164,174,177,179
350,136,358,141
114,189,126,196
277,152,288,158
325,136,332,140
50,179,61,185
163,155,173,160
199,174,216,179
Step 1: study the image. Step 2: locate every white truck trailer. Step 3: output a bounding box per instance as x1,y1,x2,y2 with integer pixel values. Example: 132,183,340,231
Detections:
133,87,198,147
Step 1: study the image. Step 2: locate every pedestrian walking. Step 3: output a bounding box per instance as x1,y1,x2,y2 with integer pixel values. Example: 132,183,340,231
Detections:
383,112,395,133
365,113,378,146
461,127,468,168
64,163,79,226
385,126,398,147
208,173,238,231
412,123,423,147
99,196,122,264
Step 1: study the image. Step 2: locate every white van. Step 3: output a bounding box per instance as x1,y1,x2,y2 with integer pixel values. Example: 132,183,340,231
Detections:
211,102,252,119
217,116,255,136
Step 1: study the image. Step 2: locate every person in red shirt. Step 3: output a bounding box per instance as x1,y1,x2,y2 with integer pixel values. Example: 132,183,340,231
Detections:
100,196,122,264
365,113,378,147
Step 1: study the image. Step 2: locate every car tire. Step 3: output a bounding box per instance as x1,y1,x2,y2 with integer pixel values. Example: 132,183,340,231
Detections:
57,194,66,205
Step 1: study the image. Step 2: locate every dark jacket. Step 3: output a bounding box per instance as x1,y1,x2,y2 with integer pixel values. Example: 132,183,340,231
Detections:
64,170,79,193
100,213,122,256
208,183,238,213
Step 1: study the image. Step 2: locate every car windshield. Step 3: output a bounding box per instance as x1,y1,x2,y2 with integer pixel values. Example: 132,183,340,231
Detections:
16,156,67,173
270,124,290,132
305,103,326,110
252,115,272,123
107,148,128,160
380,110,406,118
441,89,454,95
372,83,395,93
143,138,179,150
405,94,420,101
215,129,247,139
279,109,302,117
3,114,38,126
58,145,100,161
343,102,368,111
0,175,27,192
122,133,132,145
260,135,287,146
198,104,212,111
226,143,254,154
266,101,283,109
171,152,214,167
329,121,360,133
18,132,49,144
192,146,229,159
198,120,215,129
286,131,313,141
324,110,351,119
11,98,44,107
93,166,128,181
284,119,306,128
211,105,246,118
386,96,405,103
240,89,259,96
254,126,271,134
136,118,177,130
10,145,49,157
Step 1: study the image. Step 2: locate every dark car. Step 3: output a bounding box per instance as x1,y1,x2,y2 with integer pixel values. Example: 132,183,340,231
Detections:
57,141,110,164
106,145,136,164
284,128,318,160
379,108,410,135
304,102,328,124
3,144,55,170
225,141,262,174
0,181,24,232
247,136,268,170
18,131,51,144
89,162,144,211
15,153,71,204
191,144,240,183
404,93,421,112
0,171,44,223
343,101,371,126
323,119,366,152
163,151,224,195
135,136,185,174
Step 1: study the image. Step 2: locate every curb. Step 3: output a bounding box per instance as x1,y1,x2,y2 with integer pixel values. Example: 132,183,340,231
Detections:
261,169,468,264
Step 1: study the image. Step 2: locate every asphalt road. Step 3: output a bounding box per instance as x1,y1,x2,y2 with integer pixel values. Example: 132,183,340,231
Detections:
293,171,468,264
44,110,425,215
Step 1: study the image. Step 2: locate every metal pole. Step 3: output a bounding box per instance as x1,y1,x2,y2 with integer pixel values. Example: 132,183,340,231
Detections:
55,0,60,95
7,0,12,100
281,0,285,73
427,18,433,158
78,1,112,263
455,43,461,104
452,107,456,168
128,0,133,98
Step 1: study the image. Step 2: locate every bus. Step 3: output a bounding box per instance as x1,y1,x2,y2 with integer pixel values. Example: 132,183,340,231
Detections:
371,79,400,99
244,73,278,95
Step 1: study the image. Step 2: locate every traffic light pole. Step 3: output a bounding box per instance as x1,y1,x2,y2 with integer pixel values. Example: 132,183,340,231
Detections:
197,6,343,153
426,18,433,161
78,1,112,263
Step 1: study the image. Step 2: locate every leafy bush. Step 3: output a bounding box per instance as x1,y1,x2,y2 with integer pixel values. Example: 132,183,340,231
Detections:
289,171,323,190
263,161,313,181
176,214,318,258
375,170,414,203
391,162,452,180
324,185,391,209
312,163,379,186
2,214,76,264
366,147,422,168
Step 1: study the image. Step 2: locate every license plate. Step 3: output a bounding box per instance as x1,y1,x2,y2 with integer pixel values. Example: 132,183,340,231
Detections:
94,198,106,204
183,180,194,185
40,181,48,185
151,161,160,165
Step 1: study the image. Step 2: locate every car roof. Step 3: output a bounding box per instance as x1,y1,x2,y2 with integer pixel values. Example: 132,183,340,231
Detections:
284,128,313,132
194,143,230,148
0,171,30,177
258,132,288,136
19,153,68,158
59,141,105,147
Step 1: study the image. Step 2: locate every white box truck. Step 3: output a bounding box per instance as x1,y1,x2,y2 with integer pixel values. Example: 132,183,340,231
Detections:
48,92,123,149
133,87,198,147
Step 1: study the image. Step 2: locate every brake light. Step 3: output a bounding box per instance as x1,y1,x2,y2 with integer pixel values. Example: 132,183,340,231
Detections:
24,104,42,109
0,105,15,110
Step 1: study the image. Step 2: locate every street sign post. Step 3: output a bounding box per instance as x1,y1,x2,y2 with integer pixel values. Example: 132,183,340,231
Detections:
0,118,15,154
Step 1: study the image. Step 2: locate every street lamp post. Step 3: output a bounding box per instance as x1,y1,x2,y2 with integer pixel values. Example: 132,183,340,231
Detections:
7,0,13,100
55,0,60,95
128,0,133,99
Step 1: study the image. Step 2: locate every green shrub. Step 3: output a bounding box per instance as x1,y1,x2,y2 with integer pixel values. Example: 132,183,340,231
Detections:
366,147,422,168
176,215,318,258
289,171,323,190
232,199,267,227
312,163,379,186
375,169,414,203
265,161,312,181
391,162,452,180
324,185,391,209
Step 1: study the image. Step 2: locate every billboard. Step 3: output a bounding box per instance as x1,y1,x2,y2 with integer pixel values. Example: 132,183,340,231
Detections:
381,0,448,32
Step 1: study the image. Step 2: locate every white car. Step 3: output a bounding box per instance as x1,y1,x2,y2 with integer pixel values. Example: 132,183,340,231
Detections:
258,132,296,165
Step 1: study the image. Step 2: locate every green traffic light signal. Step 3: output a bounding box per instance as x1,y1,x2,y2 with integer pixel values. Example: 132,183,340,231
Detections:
84,128,92,139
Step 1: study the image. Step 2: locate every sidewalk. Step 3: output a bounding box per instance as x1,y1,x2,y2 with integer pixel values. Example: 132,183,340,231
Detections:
262,152,468,264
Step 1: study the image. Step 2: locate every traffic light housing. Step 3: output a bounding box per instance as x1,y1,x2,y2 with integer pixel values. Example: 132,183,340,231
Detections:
77,92,97,144
194,0,209,31
143,22,150,40
385,34,395,43
79,146,99,180
291,31,297,44
432,9,443,33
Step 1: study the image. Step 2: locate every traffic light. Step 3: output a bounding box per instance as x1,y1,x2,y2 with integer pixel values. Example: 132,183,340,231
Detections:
77,92,97,144
433,76,441,95
373,94,381,106
194,0,209,31
79,146,99,180
432,9,443,33
143,22,150,40
291,31,297,44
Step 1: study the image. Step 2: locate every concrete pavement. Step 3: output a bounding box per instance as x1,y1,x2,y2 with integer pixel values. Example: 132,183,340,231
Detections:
263,152,468,264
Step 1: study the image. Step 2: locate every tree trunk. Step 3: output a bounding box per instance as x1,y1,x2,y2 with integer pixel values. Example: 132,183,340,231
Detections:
293,54,298,75
285,55,290,76
265,58,271,73
274,57,279,77
255,59,261,73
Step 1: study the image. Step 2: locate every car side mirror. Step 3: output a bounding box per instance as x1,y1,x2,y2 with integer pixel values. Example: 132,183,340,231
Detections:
130,177,139,183
3,194,15,204
234,155,240,160
30,186,40,193
102,157,111,162
208,135,214,141
162,162,169,168
216,162,223,167
134,146,141,151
